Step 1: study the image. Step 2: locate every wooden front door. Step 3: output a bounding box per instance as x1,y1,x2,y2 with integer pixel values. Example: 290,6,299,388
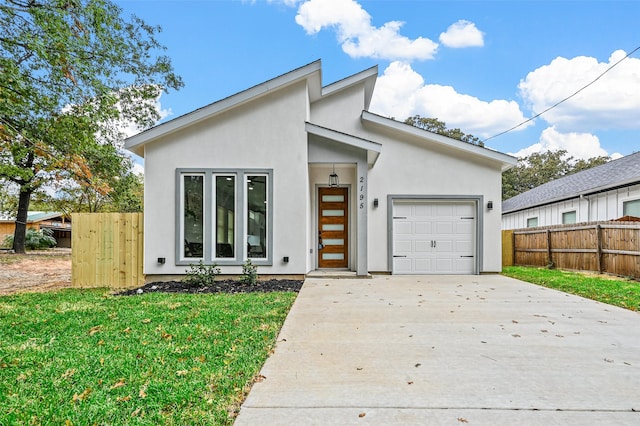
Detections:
318,187,348,268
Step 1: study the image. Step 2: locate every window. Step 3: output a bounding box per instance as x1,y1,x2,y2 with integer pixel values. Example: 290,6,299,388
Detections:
182,174,204,258
246,175,268,259
177,169,272,265
562,210,576,224
623,199,640,217
527,217,538,228
215,175,235,259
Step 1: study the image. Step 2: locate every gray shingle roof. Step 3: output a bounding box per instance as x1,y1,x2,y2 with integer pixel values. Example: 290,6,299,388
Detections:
502,151,640,214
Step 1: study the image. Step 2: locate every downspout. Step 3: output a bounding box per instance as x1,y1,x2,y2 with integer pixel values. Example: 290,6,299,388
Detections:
579,194,591,222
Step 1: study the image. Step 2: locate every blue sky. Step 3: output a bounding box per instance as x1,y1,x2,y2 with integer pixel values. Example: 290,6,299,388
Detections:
118,0,640,160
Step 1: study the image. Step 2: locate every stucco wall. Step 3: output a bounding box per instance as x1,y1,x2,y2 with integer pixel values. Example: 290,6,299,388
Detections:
502,183,640,229
364,135,504,273
143,81,310,276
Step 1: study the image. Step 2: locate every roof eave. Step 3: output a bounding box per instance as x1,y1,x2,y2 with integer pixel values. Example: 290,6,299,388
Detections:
306,121,382,166
320,65,378,109
125,60,323,157
361,111,517,169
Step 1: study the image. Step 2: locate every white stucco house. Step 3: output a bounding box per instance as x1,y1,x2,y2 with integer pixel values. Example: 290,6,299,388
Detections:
125,61,516,281
502,151,640,229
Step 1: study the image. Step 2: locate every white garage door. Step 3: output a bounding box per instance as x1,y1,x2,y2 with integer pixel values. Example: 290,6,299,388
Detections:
393,200,476,274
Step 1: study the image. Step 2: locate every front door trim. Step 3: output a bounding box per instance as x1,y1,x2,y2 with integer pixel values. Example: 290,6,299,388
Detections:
387,195,483,275
318,186,349,268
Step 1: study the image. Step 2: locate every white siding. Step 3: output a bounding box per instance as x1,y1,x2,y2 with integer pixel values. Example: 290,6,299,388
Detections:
502,183,640,229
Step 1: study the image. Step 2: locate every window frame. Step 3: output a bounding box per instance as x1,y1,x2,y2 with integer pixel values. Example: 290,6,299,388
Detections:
176,168,273,266
561,210,577,225
526,217,538,228
178,172,206,262
622,198,640,218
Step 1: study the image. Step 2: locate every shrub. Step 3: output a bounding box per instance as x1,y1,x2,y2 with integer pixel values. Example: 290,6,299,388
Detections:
183,261,220,287
2,228,57,250
239,259,258,285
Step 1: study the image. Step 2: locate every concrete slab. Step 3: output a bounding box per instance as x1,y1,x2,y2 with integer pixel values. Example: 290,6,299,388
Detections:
235,275,640,425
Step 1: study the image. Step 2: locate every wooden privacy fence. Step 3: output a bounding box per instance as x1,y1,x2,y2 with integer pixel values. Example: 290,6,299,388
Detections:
502,221,640,279
72,213,144,289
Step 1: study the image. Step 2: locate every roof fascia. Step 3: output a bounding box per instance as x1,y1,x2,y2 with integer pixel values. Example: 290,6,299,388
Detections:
125,60,323,156
361,111,517,171
320,66,378,110
305,121,381,166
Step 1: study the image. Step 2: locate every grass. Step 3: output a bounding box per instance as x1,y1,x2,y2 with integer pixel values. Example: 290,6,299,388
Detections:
0,288,297,425
502,266,640,311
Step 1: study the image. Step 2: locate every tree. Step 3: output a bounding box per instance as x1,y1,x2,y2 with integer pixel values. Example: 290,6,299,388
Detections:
502,150,610,200
0,0,183,252
404,115,484,146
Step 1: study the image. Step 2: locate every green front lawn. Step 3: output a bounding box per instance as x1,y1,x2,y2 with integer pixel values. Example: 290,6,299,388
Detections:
0,288,297,425
502,266,640,311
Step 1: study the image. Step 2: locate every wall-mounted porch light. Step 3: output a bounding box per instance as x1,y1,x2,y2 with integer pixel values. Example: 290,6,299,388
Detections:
487,201,494,210
328,164,339,187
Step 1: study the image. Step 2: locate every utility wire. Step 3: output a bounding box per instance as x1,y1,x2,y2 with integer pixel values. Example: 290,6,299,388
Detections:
482,45,640,144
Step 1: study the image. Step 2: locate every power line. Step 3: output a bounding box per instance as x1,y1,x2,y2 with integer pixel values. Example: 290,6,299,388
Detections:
482,45,640,144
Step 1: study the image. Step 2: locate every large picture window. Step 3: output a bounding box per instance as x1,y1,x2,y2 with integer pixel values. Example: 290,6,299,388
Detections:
177,169,272,265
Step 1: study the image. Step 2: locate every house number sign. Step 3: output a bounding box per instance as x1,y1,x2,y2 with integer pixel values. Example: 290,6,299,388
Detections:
359,176,365,209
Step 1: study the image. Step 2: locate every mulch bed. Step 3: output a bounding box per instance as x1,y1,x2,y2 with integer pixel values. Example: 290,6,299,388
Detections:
118,279,304,296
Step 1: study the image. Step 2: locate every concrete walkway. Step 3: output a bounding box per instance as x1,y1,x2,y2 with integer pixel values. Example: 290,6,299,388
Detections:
235,275,640,425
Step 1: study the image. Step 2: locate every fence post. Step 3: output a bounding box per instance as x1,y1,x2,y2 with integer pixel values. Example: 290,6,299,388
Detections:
596,224,603,274
546,229,553,268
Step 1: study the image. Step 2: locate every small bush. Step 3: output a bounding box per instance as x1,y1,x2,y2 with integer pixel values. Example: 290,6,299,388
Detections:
3,228,57,250
184,261,220,287
239,259,258,285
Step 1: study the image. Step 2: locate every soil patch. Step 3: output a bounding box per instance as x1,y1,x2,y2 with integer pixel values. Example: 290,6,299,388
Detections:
0,250,72,295
118,279,304,296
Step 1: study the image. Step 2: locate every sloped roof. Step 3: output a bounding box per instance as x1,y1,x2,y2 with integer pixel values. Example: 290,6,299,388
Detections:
0,211,65,223
502,151,640,214
361,111,517,171
125,60,378,157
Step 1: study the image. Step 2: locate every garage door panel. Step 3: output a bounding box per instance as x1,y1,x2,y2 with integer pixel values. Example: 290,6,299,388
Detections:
414,221,432,234
435,240,453,252
395,240,412,253
455,240,473,253
414,258,432,273
393,200,476,275
415,240,431,252
435,204,454,216
395,221,412,235
456,221,473,233
456,257,474,271
394,257,412,274
395,204,413,217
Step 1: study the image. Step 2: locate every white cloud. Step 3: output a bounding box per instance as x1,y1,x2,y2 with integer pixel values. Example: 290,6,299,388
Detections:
519,50,640,131
370,62,530,138
509,126,622,160
439,20,484,48
295,0,438,61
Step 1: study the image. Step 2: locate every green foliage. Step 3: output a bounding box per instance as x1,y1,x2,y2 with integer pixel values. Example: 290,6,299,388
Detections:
3,228,56,250
0,0,182,251
239,259,259,285
0,288,297,425
183,261,221,287
502,150,610,200
502,266,639,311
404,115,484,146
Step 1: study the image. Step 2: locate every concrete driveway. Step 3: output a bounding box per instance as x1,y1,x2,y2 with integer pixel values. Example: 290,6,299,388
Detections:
235,275,640,425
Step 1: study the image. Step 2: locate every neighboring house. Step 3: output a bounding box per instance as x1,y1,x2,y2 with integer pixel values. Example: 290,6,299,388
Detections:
502,151,640,229
125,61,516,280
0,211,72,248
